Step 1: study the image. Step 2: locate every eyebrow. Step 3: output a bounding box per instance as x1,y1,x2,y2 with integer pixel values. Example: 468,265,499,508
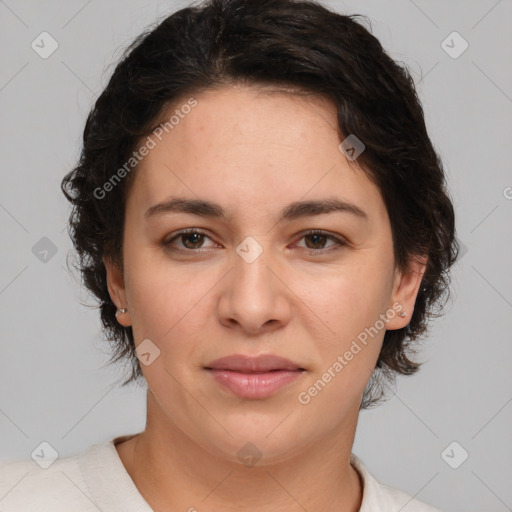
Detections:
144,197,368,222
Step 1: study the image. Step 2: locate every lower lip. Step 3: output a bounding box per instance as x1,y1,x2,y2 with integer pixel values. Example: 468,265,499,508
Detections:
207,369,304,399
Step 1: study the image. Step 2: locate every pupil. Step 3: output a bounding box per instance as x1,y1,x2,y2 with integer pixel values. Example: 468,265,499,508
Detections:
307,234,325,249
184,233,203,248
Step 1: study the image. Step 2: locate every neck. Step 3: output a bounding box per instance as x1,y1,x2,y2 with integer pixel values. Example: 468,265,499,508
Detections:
116,391,363,512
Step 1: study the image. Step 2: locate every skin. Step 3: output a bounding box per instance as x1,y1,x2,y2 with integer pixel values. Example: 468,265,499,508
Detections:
104,84,427,512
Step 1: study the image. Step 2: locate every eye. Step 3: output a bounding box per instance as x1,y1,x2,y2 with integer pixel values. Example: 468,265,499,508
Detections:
294,230,347,253
162,229,347,254
163,229,216,252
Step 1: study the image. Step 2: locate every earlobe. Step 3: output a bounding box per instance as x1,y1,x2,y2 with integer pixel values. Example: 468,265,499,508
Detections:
387,254,428,330
103,255,131,327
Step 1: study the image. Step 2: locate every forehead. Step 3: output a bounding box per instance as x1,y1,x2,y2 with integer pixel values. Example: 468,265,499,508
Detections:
128,84,386,222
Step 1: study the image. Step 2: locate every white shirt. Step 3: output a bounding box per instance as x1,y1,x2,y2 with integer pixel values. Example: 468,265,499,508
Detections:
0,434,442,511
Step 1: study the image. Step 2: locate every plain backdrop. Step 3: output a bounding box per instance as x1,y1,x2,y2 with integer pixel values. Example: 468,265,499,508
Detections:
1,1,511,510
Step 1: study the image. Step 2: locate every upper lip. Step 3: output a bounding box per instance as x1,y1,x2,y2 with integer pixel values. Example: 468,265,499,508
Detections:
204,354,305,372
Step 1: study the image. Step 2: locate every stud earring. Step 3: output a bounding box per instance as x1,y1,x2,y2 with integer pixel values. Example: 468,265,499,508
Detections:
116,308,128,315
398,311,407,318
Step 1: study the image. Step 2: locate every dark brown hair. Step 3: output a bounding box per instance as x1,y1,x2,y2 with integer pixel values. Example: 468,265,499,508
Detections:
61,0,459,408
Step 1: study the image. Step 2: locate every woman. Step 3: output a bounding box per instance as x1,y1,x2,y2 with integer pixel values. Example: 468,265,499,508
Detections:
0,0,458,510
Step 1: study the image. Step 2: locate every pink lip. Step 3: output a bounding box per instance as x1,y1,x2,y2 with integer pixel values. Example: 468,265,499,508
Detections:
205,354,304,372
204,354,306,399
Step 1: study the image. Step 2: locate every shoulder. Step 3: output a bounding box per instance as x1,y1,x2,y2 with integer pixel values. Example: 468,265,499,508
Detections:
376,481,442,512
0,445,98,511
0,434,150,512
351,453,443,512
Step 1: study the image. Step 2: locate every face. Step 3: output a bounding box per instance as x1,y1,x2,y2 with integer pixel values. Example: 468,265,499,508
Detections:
105,84,425,464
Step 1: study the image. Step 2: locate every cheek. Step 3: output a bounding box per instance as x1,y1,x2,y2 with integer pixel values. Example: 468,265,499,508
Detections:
292,256,392,394
311,281,385,374
295,277,386,417
124,257,233,388
297,258,393,337
123,249,212,342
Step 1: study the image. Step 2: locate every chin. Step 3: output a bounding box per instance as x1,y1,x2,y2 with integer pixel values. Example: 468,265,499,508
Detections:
194,412,313,466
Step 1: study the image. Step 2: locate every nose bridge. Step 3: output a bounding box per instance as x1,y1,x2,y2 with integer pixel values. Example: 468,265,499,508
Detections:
233,234,276,300
220,234,288,332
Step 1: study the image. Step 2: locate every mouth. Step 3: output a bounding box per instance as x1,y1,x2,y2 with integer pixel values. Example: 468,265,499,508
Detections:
204,354,306,399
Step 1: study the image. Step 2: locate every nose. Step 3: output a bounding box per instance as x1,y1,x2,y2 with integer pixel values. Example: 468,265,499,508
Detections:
217,242,292,335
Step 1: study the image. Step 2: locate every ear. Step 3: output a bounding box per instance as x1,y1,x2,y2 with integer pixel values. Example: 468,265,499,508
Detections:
386,253,428,330
103,255,132,327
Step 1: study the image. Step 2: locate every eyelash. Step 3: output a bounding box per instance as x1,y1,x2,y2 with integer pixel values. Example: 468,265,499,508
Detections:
162,228,347,255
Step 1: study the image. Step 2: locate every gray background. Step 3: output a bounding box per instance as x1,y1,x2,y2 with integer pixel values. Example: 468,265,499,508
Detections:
1,0,511,510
